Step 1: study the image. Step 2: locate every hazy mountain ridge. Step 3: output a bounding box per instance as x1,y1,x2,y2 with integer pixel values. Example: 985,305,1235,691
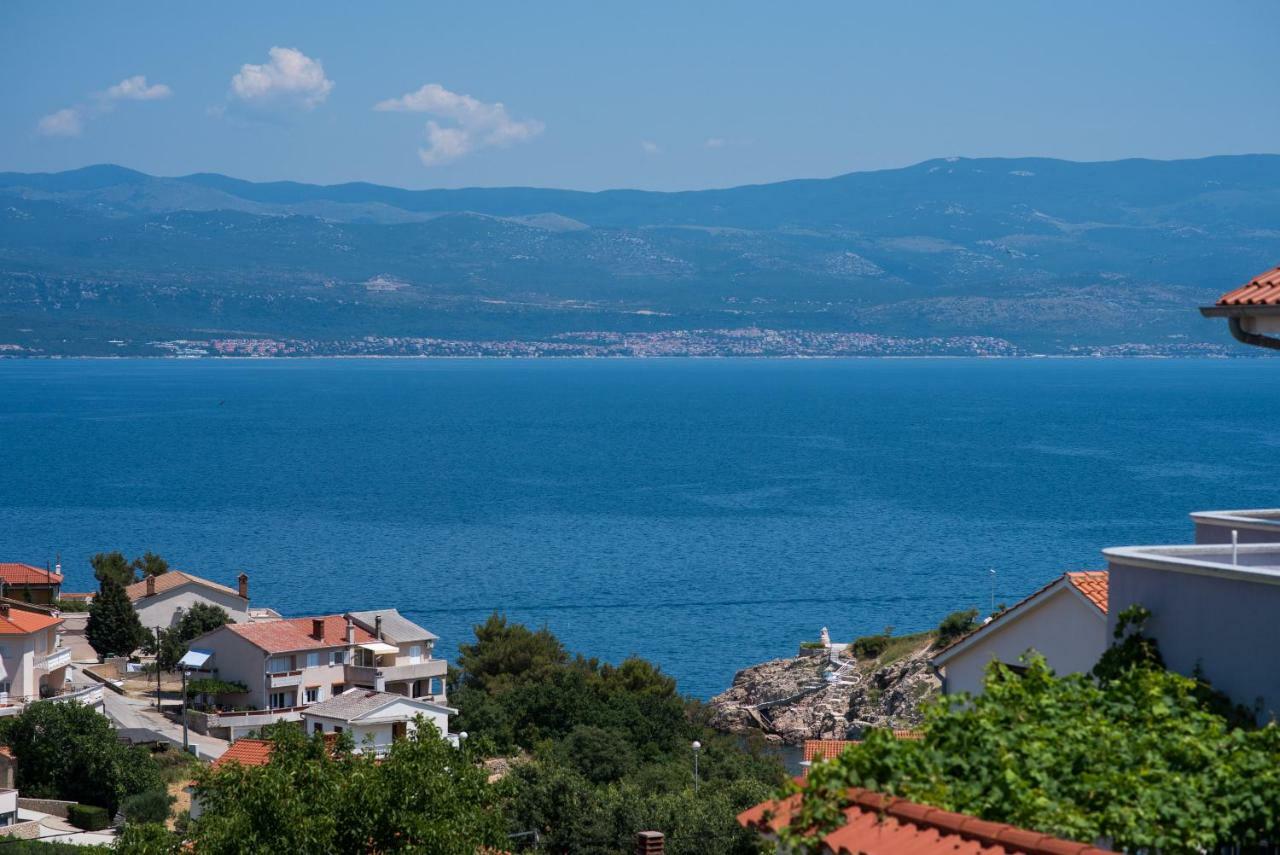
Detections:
0,155,1276,355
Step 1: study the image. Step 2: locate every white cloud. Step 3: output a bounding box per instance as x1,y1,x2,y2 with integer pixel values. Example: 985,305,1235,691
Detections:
704,137,726,149
35,74,172,137
36,108,83,137
375,83,543,166
105,75,172,102
230,47,333,109
640,140,661,155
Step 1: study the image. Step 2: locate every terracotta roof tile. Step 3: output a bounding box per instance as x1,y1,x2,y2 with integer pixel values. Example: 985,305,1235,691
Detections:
223,616,374,654
0,563,62,586
0,607,61,635
739,787,1114,855
1064,571,1108,614
1217,266,1280,306
804,732,925,764
125,571,242,602
211,738,273,770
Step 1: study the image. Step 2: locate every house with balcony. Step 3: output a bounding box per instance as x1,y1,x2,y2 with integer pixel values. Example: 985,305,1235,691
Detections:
183,611,446,740
0,564,62,606
931,572,1109,697
0,603,100,713
126,570,252,629
301,688,457,753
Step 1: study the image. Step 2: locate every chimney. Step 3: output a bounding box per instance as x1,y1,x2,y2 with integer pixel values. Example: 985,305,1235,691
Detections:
345,616,355,645
635,831,664,855
312,618,325,641
237,572,249,600
146,575,156,597
0,605,10,619
374,615,383,640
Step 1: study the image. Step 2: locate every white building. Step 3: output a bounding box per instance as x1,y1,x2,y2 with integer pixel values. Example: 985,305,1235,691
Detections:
931,572,1109,696
126,571,251,630
0,603,101,714
301,688,457,754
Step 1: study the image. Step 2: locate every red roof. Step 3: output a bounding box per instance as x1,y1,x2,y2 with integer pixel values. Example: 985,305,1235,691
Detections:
1064,572,1108,614
211,738,273,770
1216,266,1280,306
222,615,374,654
125,571,241,602
739,788,1113,855
804,732,925,764
0,563,62,586
0,607,61,636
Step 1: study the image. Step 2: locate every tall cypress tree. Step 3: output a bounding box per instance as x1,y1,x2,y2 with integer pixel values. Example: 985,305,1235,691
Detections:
86,577,146,660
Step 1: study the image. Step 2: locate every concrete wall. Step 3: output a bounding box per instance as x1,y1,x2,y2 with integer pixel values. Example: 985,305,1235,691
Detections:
1108,559,1280,720
1194,519,1280,545
938,586,1106,697
134,584,249,630
200,628,352,710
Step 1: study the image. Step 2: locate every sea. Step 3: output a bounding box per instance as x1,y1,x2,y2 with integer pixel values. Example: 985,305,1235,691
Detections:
1,357,1277,699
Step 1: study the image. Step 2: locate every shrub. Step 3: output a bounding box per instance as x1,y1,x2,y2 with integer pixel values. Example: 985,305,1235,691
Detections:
121,789,174,824
851,634,891,658
68,803,110,831
934,609,979,647
54,598,91,613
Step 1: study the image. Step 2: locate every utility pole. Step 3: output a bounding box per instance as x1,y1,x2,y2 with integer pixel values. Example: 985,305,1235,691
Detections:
989,568,996,614
181,669,191,753
155,626,163,710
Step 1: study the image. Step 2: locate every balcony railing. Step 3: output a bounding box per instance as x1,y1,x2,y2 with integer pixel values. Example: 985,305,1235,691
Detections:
40,648,72,672
345,658,446,691
268,670,303,688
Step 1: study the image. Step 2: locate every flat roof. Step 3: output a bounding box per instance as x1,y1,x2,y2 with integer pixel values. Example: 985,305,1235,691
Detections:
1190,509,1280,532
1104,542,1280,586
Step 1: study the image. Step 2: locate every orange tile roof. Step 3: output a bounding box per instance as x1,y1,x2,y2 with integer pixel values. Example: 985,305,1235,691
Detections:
1216,266,1280,306
739,788,1114,855
0,563,62,586
211,738,273,770
125,571,242,602
0,607,61,635
223,615,374,654
804,732,925,764
1064,571,1108,614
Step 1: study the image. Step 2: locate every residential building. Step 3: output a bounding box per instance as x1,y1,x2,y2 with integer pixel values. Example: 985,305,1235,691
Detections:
1103,538,1280,722
125,570,251,629
1190,508,1280,545
931,572,1109,697
1200,264,1280,350
801,732,923,779
0,564,62,606
301,688,458,753
0,604,98,713
184,611,446,739
740,787,1113,855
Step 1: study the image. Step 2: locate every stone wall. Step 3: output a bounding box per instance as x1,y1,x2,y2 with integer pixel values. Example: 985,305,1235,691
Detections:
18,797,75,818
0,819,42,839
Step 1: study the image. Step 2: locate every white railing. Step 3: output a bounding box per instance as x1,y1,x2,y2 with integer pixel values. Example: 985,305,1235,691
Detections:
41,648,72,672
268,670,303,688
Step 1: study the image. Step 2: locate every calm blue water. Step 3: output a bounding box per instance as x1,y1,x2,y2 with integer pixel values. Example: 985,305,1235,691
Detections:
1,358,1277,698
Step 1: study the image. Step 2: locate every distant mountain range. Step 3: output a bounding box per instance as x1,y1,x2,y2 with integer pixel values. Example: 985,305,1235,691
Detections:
1,155,1277,355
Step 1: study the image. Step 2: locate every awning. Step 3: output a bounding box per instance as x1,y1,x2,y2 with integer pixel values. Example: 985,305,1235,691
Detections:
357,642,399,656
178,649,213,669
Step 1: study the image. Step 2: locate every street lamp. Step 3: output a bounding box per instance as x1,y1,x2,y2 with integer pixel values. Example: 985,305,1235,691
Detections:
691,740,702,794
181,669,192,753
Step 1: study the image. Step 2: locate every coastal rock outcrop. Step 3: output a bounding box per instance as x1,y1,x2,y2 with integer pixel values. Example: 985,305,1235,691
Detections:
707,638,940,745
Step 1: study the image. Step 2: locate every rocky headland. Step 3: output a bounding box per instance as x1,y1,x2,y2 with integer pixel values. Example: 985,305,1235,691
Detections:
707,634,941,745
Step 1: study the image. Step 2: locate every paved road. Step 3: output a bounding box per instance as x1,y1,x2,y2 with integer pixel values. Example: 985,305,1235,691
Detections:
101,691,230,760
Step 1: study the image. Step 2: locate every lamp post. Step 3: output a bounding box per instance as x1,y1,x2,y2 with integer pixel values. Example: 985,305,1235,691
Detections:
154,626,163,710
692,740,701,794
181,669,191,753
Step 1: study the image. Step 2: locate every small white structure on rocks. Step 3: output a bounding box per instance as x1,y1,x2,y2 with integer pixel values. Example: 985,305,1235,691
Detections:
819,627,831,648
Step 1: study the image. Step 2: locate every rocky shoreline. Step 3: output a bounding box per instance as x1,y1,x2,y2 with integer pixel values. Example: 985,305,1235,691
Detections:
707,636,940,745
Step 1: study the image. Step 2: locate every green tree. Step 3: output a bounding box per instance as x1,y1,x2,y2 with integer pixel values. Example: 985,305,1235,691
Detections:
113,823,179,854
457,613,569,695
91,551,135,586
934,608,979,647
154,602,230,671
131,552,170,579
0,700,162,814
86,577,147,659
191,720,506,854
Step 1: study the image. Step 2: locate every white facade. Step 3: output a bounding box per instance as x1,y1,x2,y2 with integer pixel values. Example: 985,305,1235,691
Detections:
932,576,1107,697
301,692,456,755
132,581,250,630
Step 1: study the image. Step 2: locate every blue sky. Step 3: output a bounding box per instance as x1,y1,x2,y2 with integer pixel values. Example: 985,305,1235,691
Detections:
3,1,1278,191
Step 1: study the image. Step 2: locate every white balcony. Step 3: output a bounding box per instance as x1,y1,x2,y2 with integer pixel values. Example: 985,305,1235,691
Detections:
268,670,303,688
40,648,72,672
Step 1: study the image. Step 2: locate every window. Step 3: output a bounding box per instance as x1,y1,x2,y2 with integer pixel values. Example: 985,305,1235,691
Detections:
267,656,292,674
268,691,290,709
313,722,323,735
331,683,345,696
429,677,444,697
329,650,346,666
305,687,320,704
306,652,320,669
408,645,421,663
0,682,10,699
334,726,343,734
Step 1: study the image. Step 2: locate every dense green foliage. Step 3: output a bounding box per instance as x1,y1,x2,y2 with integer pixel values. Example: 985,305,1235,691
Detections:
132,552,170,578
787,629,1280,853
0,700,163,814
91,551,136,586
453,614,782,854
933,609,979,647
850,633,891,658
191,722,505,854
113,823,181,853
153,602,230,671
68,803,111,831
87,577,147,659
121,788,175,824
53,597,91,612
